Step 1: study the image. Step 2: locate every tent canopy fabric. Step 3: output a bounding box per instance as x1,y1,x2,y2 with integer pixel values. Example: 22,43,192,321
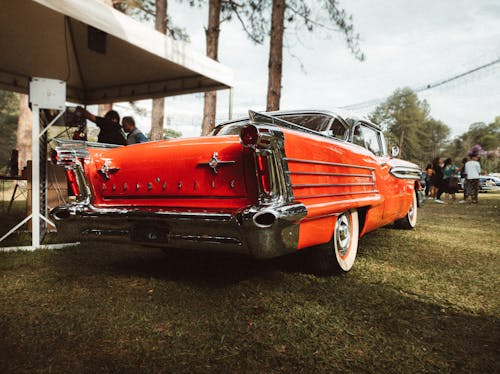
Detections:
0,0,234,104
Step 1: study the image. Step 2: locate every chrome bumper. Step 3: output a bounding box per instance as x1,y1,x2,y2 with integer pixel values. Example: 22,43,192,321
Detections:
50,202,307,259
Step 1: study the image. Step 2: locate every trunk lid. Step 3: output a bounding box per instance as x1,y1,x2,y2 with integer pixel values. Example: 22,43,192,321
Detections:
86,136,257,210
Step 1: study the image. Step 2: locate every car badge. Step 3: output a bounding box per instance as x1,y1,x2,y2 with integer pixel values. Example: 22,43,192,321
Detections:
199,152,235,175
98,160,120,180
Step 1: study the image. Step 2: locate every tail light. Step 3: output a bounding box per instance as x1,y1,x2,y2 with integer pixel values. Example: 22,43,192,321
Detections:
65,169,80,196
257,155,271,194
241,124,275,198
240,125,258,146
240,125,272,149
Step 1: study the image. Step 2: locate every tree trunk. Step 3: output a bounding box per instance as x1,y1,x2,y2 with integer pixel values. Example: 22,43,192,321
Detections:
266,0,285,112
16,94,32,170
399,129,405,157
151,0,168,141
151,98,165,140
201,0,222,135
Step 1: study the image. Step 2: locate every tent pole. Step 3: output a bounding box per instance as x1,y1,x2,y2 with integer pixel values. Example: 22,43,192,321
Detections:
228,88,233,120
31,106,40,249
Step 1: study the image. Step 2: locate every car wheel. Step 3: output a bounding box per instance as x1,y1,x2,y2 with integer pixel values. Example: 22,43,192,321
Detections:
395,191,417,229
310,209,359,275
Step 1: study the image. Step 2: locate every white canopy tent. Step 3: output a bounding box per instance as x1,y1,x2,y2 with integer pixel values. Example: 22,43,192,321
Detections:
0,0,233,103
0,0,234,251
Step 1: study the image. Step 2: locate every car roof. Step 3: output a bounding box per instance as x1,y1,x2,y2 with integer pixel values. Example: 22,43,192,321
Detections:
217,109,381,131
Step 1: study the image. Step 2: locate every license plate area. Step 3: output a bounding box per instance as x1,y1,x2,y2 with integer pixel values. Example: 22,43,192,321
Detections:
131,222,170,243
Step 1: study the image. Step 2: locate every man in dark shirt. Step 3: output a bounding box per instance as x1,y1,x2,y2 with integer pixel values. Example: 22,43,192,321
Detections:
76,107,126,145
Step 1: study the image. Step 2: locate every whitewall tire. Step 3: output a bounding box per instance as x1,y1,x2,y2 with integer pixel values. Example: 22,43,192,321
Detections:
310,209,359,275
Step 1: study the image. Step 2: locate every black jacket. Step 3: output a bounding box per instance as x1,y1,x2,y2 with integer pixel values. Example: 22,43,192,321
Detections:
96,117,126,145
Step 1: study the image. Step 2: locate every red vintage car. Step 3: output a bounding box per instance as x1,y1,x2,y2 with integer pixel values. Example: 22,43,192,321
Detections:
51,110,422,275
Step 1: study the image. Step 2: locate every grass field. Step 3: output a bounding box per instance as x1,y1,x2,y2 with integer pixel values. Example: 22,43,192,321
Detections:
0,193,499,373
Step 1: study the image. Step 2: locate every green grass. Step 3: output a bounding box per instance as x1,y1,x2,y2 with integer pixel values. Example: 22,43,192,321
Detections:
0,194,499,373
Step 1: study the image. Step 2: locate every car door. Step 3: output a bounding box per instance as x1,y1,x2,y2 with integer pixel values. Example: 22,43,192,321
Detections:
352,122,401,221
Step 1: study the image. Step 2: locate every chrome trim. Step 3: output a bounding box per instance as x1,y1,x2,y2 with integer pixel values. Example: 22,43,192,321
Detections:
101,194,247,200
284,158,375,171
50,201,308,259
296,190,379,199
168,234,242,245
54,142,91,205
82,229,129,236
53,138,122,150
292,183,375,188
197,151,236,174
249,110,327,138
287,171,373,178
97,161,119,180
390,166,421,180
243,124,294,205
253,210,278,228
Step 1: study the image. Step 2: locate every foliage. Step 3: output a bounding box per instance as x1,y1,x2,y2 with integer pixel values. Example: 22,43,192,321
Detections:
113,0,190,41
163,127,182,138
444,117,500,172
146,127,182,139
0,90,19,169
420,118,450,161
369,87,451,165
0,194,499,372
221,0,364,61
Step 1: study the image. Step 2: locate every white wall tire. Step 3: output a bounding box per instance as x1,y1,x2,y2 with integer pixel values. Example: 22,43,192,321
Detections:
395,191,418,230
334,209,359,272
309,209,359,275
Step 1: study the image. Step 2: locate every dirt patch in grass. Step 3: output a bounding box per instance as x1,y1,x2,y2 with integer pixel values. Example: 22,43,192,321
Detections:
0,194,499,372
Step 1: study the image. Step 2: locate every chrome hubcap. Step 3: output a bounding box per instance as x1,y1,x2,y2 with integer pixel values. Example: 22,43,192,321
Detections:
335,213,351,257
408,195,416,223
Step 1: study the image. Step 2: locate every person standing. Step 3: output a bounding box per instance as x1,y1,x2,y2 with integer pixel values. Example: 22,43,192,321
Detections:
122,116,148,144
463,152,481,204
76,107,126,146
459,157,469,202
425,163,433,198
442,158,459,201
431,157,445,203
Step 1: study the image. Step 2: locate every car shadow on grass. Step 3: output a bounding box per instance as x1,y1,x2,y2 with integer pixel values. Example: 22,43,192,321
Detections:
51,242,309,287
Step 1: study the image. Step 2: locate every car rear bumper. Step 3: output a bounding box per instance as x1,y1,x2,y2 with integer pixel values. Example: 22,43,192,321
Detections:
50,202,307,259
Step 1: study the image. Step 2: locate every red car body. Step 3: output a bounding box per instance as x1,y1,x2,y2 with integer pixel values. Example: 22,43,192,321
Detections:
51,110,421,274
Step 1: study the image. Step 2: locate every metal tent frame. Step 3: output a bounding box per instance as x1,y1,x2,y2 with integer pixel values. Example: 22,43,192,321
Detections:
0,0,234,252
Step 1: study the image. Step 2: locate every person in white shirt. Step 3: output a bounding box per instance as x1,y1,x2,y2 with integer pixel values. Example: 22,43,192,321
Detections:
462,153,481,204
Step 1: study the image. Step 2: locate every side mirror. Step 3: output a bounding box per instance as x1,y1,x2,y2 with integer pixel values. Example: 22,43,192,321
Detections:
391,146,400,158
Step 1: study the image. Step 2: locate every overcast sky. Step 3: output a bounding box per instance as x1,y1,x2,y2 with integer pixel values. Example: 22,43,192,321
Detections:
124,0,500,138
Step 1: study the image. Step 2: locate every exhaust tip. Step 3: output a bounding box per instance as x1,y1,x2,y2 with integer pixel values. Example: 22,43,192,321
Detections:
253,211,277,228
52,208,71,220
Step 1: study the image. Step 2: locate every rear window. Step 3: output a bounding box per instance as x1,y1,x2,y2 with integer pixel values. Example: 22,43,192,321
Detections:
277,114,331,132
